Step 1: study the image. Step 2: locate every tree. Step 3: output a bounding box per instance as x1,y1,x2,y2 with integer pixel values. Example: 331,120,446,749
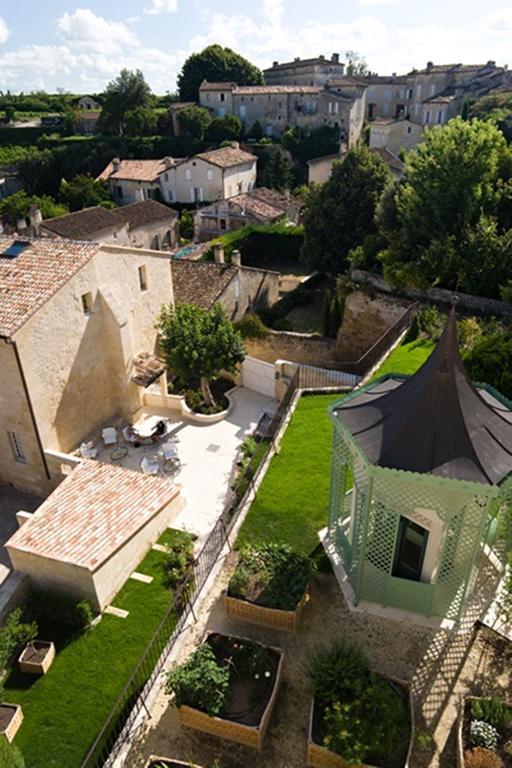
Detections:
207,114,242,144
179,210,195,241
465,332,512,401
123,106,157,136
176,105,212,141
379,117,512,295
99,69,152,135
345,50,370,77
261,147,293,191
59,174,113,212
157,303,245,407
4,105,15,124
178,44,263,102
0,738,25,768
282,126,339,165
0,191,68,225
248,120,263,141
301,146,390,273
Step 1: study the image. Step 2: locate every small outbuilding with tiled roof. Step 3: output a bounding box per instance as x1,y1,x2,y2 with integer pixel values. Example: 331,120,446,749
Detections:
6,460,184,610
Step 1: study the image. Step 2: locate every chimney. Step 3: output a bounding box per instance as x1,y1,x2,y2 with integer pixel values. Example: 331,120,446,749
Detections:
28,205,42,236
112,157,121,172
426,61,434,72
231,249,241,267
164,156,174,168
213,244,225,264
319,55,325,61
487,60,496,67
273,61,278,67
331,53,340,64
294,57,300,62
229,140,240,150
16,218,27,233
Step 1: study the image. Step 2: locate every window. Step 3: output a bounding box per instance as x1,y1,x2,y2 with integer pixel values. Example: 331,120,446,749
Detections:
185,168,192,180
206,93,210,101
425,110,431,124
407,89,413,99
167,189,174,202
81,292,93,315
430,83,436,96
278,101,282,108
207,169,213,181
407,126,412,134
393,518,429,582
219,93,225,102
164,173,169,182
8,431,26,463
416,84,422,99
220,218,227,230
436,110,443,124
138,265,148,291
116,185,123,199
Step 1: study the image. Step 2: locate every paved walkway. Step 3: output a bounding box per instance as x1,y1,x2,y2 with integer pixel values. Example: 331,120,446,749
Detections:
0,486,41,586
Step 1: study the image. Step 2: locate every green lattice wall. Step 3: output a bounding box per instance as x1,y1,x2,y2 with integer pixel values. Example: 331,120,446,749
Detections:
328,395,509,622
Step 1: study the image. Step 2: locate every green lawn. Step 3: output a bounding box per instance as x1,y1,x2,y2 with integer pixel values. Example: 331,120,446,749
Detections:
236,338,435,556
7,530,191,768
371,338,435,379
236,394,341,555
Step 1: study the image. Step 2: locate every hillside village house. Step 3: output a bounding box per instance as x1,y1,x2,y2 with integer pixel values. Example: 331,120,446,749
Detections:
195,187,302,241
369,118,425,156
307,146,404,184
263,53,345,86
40,199,179,251
98,145,257,205
0,236,173,496
77,96,100,111
198,81,367,145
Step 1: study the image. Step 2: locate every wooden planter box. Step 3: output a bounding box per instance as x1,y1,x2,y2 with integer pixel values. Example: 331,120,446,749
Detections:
456,695,512,768
224,587,308,632
307,679,414,768
177,634,284,750
0,704,23,743
18,640,56,675
145,757,203,767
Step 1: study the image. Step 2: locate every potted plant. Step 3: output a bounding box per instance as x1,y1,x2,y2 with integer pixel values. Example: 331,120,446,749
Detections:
307,640,412,768
225,544,315,631
457,695,512,767
18,640,56,676
166,632,284,749
0,703,23,743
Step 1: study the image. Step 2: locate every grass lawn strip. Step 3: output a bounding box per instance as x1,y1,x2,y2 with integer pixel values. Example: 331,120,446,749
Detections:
6,530,192,768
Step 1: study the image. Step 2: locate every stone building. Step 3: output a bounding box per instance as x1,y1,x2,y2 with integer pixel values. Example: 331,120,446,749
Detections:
198,81,367,145
307,146,404,185
40,200,179,251
263,53,345,86
369,118,425,156
195,187,302,241
0,236,173,495
171,247,279,321
327,309,512,623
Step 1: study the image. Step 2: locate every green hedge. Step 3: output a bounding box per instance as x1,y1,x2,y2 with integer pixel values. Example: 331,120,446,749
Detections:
0,126,48,144
205,222,304,264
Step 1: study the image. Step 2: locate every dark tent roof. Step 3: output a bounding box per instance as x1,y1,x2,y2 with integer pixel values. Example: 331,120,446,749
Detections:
335,309,512,485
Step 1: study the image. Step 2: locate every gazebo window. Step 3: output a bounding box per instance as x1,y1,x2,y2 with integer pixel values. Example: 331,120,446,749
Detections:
393,518,429,582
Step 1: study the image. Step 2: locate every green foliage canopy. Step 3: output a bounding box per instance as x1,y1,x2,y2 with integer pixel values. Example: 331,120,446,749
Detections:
0,190,68,224
99,69,152,135
176,105,212,140
59,174,112,212
178,45,263,102
207,114,242,144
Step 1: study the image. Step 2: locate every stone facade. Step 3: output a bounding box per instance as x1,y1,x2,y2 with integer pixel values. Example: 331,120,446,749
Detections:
199,82,367,146
369,119,425,155
245,330,338,367
263,54,345,86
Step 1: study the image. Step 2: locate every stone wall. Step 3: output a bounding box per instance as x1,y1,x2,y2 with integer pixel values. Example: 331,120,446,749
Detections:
352,269,512,317
335,289,412,361
219,266,280,322
245,330,337,367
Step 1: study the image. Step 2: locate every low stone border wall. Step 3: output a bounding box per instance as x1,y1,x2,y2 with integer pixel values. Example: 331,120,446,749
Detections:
143,386,237,425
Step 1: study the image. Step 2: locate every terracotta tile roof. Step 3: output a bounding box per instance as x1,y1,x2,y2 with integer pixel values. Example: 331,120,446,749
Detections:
234,85,320,95
194,146,256,168
0,236,99,338
6,461,179,570
98,158,167,182
41,206,116,239
171,260,237,310
131,351,166,387
111,200,178,229
228,187,300,222
199,81,238,90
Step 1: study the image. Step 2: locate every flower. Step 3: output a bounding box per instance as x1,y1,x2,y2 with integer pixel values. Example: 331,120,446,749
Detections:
264,671,271,678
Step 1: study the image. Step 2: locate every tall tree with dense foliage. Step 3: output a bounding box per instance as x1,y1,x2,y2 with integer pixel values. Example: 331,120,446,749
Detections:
178,45,263,101
59,174,113,212
157,302,245,407
207,115,242,144
176,105,212,140
464,332,512,401
0,191,68,225
379,117,512,296
301,146,390,273
99,69,152,135
261,147,293,191
123,106,157,136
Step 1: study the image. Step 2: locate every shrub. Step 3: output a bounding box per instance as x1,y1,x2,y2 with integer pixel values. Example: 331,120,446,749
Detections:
464,747,504,768
322,675,409,764
229,543,315,610
234,313,269,340
162,534,195,590
470,720,499,750
0,739,25,768
465,332,512,401
0,608,38,670
308,640,370,704
28,589,94,630
166,644,229,716
471,697,510,730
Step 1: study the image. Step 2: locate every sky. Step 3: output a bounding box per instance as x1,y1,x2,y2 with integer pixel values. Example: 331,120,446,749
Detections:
0,0,512,94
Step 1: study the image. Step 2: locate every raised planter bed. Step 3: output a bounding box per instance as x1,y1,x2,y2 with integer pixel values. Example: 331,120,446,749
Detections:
225,544,314,632
18,640,56,675
457,695,512,767
307,679,413,768
224,589,308,632
173,632,284,750
0,704,23,743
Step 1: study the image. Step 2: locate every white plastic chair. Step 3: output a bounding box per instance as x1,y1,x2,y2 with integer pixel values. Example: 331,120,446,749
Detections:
140,455,159,475
102,427,118,446
79,441,98,459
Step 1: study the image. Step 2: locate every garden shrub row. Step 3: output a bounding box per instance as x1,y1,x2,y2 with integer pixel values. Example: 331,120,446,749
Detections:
204,222,304,265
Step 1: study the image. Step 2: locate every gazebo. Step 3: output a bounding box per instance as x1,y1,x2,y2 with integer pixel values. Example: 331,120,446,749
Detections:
327,308,512,622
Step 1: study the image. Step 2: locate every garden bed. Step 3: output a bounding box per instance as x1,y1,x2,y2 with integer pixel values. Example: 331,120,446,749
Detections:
169,632,284,749
457,695,512,767
0,704,23,742
225,544,314,631
168,377,234,416
18,640,55,675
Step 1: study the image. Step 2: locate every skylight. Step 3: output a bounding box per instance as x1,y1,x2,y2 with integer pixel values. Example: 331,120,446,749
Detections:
1,241,30,259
